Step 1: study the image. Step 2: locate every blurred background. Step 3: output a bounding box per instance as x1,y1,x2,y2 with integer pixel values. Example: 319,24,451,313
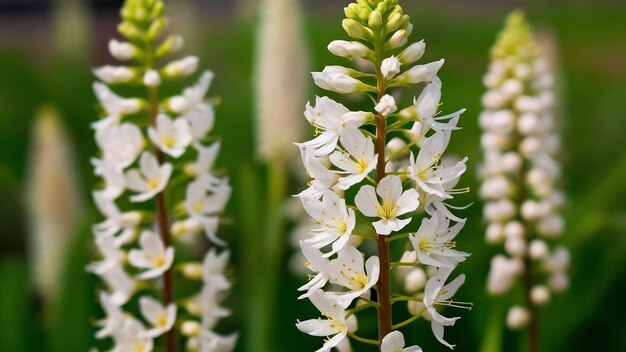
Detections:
1,0,625,351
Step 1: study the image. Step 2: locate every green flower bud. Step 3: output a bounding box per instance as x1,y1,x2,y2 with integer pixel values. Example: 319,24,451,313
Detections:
384,7,404,34
344,4,361,21
342,19,374,41
147,18,167,41
151,1,165,18
118,21,144,42
155,35,184,58
368,10,383,30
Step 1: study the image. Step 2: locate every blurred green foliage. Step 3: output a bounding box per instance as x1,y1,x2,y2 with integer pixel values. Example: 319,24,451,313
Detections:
0,1,625,351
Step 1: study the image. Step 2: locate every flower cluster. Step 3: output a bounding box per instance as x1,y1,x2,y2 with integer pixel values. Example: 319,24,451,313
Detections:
479,11,569,330
88,0,237,350
295,1,471,350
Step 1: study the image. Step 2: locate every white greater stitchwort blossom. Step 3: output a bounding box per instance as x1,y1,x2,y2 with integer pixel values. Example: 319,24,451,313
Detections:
479,11,569,332
295,1,471,350
89,1,237,350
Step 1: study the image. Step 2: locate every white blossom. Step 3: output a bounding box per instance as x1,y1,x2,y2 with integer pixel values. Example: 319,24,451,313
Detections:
125,152,173,202
329,128,377,190
355,175,419,235
128,230,175,280
296,290,348,352
148,114,193,157
381,331,423,352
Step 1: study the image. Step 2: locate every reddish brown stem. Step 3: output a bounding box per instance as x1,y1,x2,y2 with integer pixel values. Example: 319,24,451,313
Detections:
374,70,392,348
149,87,175,352
516,119,539,352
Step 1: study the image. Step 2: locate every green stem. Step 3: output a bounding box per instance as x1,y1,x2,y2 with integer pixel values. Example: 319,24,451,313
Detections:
348,332,379,346
392,308,426,330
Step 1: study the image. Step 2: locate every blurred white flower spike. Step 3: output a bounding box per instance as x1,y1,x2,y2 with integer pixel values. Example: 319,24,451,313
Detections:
295,0,472,350
89,0,236,351
479,10,569,347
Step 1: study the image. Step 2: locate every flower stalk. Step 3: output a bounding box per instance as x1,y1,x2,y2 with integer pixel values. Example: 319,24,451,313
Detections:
295,1,472,351
480,11,570,352
89,1,237,351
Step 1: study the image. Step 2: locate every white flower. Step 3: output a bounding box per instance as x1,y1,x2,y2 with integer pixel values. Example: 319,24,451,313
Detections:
200,330,239,352
92,191,141,243
302,96,368,156
94,65,136,84
301,190,356,257
298,241,330,298
95,292,126,339
185,142,221,180
181,71,216,142
125,152,173,202
381,56,401,79
355,175,419,235
325,245,379,307
296,148,339,198
139,295,177,338
408,131,467,199
97,163,126,200
111,318,153,352
202,248,231,290
198,285,231,328
92,83,142,131
330,129,377,190
128,230,175,280
375,94,398,116
312,66,369,94
296,290,348,352
414,81,441,125
87,233,125,275
423,266,466,349
381,331,423,352
93,122,144,171
108,39,137,61
185,179,231,245
99,265,136,306
148,114,193,158
410,210,469,267
163,55,199,77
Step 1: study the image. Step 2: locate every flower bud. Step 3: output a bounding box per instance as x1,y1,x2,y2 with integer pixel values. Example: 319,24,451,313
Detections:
506,306,530,330
388,29,408,49
404,267,427,293
530,285,551,305
368,9,383,29
396,59,444,85
327,40,370,58
93,65,137,84
181,320,201,336
163,56,199,78
375,94,397,116
384,7,404,34
342,19,373,41
181,263,203,280
529,239,549,260
156,35,185,58
398,40,425,65
108,39,138,61
143,70,161,87
167,96,191,114
485,222,505,244
381,56,401,79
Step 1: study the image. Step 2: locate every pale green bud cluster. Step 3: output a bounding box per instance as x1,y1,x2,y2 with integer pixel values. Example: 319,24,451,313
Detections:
491,10,540,63
343,0,412,47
